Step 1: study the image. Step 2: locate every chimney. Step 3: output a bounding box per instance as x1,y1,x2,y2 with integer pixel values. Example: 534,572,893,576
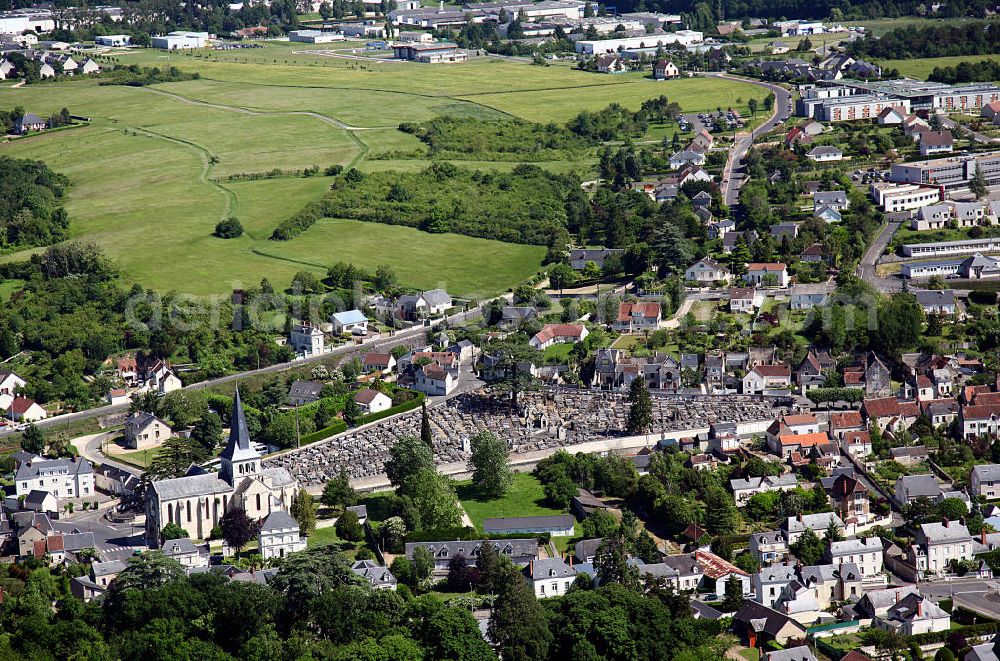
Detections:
798,513,804,523
529,560,534,576
943,517,949,528
983,530,988,545
960,517,967,527
895,590,901,603
569,555,573,568
917,598,923,617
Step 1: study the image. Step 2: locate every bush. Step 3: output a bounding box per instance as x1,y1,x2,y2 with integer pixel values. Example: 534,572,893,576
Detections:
357,392,425,426
806,387,865,404
214,216,244,239
298,419,348,445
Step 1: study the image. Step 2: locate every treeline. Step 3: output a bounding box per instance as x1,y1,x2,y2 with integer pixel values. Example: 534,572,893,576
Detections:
399,117,592,161
847,21,1000,60
0,542,730,661
272,163,579,246
929,58,1000,84
98,64,200,87
0,157,71,252
616,0,991,22
0,242,308,408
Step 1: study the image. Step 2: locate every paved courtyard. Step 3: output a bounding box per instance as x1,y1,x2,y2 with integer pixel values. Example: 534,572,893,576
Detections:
263,388,791,487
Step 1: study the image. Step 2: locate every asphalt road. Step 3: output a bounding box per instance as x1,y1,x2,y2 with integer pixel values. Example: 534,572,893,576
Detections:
706,75,793,207
856,221,903,293
56,506,147,559
0,302,491,440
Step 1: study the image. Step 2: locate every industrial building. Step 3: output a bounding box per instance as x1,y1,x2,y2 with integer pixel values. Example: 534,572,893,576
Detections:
575,30,703,54
151,31,209,49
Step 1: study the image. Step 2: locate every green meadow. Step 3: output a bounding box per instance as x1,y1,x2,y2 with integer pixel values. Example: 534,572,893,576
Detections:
0,47,764,297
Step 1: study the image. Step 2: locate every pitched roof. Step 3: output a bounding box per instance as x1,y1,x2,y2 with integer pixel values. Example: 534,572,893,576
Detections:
695,549,748,579
355,388,387,405
260,510,300,532
483,514,574,533
920,130,954,147
777,431,828,448
734,600,806,636
219,387,258,464
831,411,864,429
330,309,367,325
617,301,661,322
746,263,787,272
752,364,791,378
362,352,393,366
532,324,586,344
162,538,202,555
863,397,902,419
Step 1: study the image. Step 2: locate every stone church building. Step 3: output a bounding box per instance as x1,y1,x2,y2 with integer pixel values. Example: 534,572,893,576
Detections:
145,389,297,544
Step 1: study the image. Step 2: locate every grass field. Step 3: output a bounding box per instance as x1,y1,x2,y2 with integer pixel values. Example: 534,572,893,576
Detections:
0,51,764,297
0,279,24,302
880,55,1000,80
457,473,567,531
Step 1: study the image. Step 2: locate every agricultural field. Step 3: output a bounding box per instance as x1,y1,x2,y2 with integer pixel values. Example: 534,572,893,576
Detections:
0,49,764,297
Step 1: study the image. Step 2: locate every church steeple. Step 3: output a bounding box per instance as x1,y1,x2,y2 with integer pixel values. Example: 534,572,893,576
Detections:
219,386,261,485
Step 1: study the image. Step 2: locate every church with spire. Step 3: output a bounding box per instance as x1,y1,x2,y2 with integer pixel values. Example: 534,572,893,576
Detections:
145,388,298,545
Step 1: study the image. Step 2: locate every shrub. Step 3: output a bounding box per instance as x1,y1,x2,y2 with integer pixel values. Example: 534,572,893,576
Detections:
214,216,244,239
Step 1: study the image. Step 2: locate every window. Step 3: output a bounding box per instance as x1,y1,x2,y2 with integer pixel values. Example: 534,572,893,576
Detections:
256,494,261,511
551,582,558,593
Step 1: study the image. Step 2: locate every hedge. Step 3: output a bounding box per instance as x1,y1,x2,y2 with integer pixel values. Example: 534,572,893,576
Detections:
806,387,865,404
299,419,348,445
357,392,425,426
909,621,999,645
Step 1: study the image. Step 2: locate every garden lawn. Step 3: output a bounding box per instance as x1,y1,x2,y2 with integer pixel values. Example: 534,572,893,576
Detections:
457,473,567,532
878,54,1000,80
306,524,343,548
542,342,576,362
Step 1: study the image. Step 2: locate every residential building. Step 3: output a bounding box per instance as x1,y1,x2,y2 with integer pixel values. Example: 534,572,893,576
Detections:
413,363,455,396
396,288,452,319
895,474,942,505
743,364,792,394
729,287,763,314
7,396,46,422
915,519,973,575
160,538,209,570
806,146,843,161
790,283,830,310
289,323,324,356
970,464,1000,499
733,600,807,649
653,59,679,79
914,289,957,316
731,474,798,506
919,130,954,156
569,247,624,270
15,455,94,501
685,257,729,284
782,512,844,545
362,352,396,374
595,53,626,73
814,191,849,211
824,538,883,576
145,389,297,542
355,388,392,414
405,539,538,571
614,301,661,332
525,557,576,598
123,412,172,450
750,530,788,565
330,309,368,335
258,510,306,560
745,263,789,288
0,369,25,397
828,471,872,524
875,592,950,635
877,105,907,125
351,559,397,589
288,380,324,406
529,323,588,350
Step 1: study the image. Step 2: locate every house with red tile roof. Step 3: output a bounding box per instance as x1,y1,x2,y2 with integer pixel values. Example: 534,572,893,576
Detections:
770,431,828,459
829,411,865,439
745,263,789,288
529,324,588,350
6,396,46,422
613,301,661,332
960,403,1000,439
743,364,792,394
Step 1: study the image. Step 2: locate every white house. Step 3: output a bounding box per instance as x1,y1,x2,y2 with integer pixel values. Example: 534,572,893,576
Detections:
971,464,1000,499
161,537,210,570
15,456,95,501
915,519,973,575
790,283,829,310
529,324,588,350
525,557,576,598
806,146,843,162
743,364,792,394
289,323,325,356
729,287,764,314
685,258,730,284
6,396,46,422
330,309,368,335
123,411,172,450
824,537,884,577
355,388,392,414
0,369,26,397
258,510,306,560
746,263,789,288
413,363,456,396
730,474,798,506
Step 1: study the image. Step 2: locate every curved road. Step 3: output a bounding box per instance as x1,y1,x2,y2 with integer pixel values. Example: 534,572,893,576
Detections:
703,74,793,207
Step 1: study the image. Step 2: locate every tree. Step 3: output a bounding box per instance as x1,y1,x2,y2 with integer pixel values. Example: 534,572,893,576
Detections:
408,469,462,530
220,508,258,556
704,486,740,535
412,546,434,581
625,377,653,435
380,516,407,552
374,263,397,291
476,540,501,594
190,412,223,455
484,338,539,409
420,402,433,448
594,528,640,590
110,551,185,594
385,435,435,496
321,468,357,510
290,488,317,536
824,519,844,543
390,556,416,587
789,527,825,566
747,97,758,117
548,262,576,295
447,554,474,592
20,423,45,455
214,216,244,238
488,564,553,660
160,522,189,540
335,509,365,542
938,497,969,521
582,508,619,539
721,574,744,611
469,431,514,498
146,437,206,480
342,395,362,426
971,164,988,199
